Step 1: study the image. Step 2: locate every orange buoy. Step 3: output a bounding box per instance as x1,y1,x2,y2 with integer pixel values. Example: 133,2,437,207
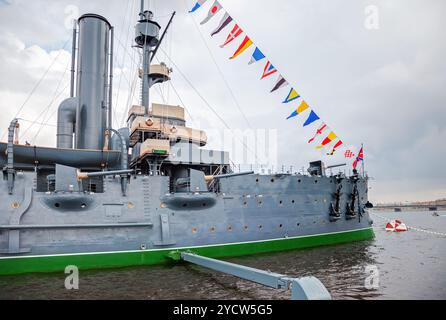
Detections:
385,219,408,232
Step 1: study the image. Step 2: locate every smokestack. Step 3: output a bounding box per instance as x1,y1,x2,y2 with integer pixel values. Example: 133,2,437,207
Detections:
75,14,112,150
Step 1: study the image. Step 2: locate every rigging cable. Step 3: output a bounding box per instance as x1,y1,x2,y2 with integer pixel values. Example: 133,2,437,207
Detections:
187,3,254,130
168,80,197,127
0,38,71,141
18,119,56,128
32,61,71,144
119,50,142,127
19,58,70,141
33,83,70,144
153,46,198,127
158,47,261,163
113,0,135,129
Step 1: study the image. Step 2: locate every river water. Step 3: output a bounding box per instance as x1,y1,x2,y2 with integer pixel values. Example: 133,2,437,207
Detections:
0,210,445,300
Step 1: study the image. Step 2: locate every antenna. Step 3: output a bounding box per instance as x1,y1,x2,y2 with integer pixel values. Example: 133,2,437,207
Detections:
140,0,145,18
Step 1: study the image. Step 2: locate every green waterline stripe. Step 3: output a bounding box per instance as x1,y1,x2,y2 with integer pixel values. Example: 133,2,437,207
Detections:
0,228,374,276
0,227,374,260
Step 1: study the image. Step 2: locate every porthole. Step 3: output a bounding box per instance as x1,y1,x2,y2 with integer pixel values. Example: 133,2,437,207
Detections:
228,226,233,232
210,227,216,233
315,180,318,184
298,179,301,183
244,225,248,231
182,203,188,208
279,200,283,205
271,179,275,183
202,203,207,207
258,225,263,230
292,200,295,204
54,203,60,208
256,178,259,183
297,223,301,227
279,224,283,228
81,203,87,209
192,228,198,234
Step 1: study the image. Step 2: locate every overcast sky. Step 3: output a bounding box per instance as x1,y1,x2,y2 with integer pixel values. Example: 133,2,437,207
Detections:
0,0,445,203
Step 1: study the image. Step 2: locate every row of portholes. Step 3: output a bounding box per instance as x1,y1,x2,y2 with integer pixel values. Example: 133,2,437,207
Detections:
252,178,368,185
254,178,323,184
243,199,307,207
191,223,309,234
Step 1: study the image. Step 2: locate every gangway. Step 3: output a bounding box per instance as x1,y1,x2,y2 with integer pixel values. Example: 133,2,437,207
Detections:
181,252,331,300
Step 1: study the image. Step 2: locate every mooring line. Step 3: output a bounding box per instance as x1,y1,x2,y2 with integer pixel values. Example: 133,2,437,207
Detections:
369,212,446,237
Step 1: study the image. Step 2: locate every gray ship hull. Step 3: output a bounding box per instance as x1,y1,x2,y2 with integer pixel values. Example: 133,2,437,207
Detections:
0,170,373,275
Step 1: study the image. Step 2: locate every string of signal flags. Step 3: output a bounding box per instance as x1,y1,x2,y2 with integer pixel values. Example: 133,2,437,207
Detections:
189,0,364,168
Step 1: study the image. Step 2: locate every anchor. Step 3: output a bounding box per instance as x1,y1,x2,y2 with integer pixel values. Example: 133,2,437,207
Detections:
346,172,360,220
330,175,344,222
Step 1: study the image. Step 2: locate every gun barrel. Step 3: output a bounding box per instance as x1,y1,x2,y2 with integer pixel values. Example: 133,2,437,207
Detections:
326,163,347,170
205,171,254,182
77,169,133,180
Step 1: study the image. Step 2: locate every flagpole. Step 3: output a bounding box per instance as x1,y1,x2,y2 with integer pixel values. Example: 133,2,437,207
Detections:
361,143,365,177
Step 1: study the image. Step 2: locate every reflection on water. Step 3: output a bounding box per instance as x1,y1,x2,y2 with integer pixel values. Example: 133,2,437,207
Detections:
0,211,445,300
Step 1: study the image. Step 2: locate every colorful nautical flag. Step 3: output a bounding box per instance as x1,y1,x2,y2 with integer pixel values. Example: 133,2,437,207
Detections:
303,110,320,127
327,140,343,155
308,124,327,144
353,147,364,169
261,61,277,79
344,150,355,158
189,0,208,13
248,47,265,65
211,12,232,36
271,75,288,93
286,101,309,120
220,24,243,48
230,36,253,60
283,88,300,104
200,0,222,25
316,132,337,149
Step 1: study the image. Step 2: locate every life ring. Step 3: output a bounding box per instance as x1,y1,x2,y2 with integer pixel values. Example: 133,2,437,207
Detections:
170,126,177,133
145,118,154,127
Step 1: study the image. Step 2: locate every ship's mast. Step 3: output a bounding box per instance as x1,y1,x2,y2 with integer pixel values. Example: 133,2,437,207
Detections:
136,0,161,115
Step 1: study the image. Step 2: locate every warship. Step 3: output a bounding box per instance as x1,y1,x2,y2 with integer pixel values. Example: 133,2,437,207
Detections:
0,3,374,276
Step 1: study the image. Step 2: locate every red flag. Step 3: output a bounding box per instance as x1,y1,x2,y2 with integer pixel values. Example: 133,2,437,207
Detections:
308,124,327,144
353,147,364,169
261,61,277,79
220,24,243,48
344,150,355,158
327,140,343,155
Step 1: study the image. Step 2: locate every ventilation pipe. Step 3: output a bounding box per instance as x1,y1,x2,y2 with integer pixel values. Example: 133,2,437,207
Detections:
56,98,77,149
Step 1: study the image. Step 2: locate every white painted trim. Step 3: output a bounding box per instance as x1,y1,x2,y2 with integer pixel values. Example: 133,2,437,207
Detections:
0,227,373,260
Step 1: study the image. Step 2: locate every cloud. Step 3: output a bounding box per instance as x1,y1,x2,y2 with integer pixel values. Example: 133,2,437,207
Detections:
0,0,445,202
